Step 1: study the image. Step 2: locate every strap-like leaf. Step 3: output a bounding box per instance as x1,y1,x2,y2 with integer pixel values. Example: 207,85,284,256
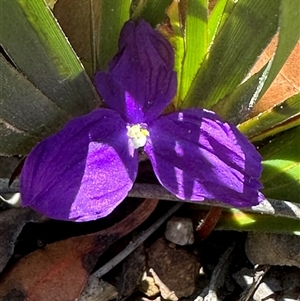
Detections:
0,55,70,155
217,211,300,234
238,93,300,141
207,0,229,46
95,0,131,71
183,0,280,109
211,61,272,124
131,0,172,26
163,0,185,108
260,126,300,203
179,0,208,103
0,0,99,117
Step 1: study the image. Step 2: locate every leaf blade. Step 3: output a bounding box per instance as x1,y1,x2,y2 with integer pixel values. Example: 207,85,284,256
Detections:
179,0,208,103
96,0,131,71
131,0,172,26
238,93,300,139
0,54,70,155
211,61,272,124
183,0,280,109
0,0,99,116
259,126,300,203
207,0,229,45
216,211,300,234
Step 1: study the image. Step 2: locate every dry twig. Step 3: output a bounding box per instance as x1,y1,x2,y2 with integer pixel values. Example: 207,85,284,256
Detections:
93,203,183,278
239,265,270,301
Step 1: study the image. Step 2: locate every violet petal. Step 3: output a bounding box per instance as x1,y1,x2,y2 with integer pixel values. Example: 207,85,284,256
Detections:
20,109,138,222
95,20,177,124
145,109,264,207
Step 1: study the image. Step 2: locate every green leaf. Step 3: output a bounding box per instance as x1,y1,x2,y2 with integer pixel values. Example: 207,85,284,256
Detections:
183,0,280,109
45,0,57,10
207,0,229,45
0,0,99,117
258,0,300,99
95,0,131,71
211,61,272,124
216,210,300,234
250,115,300,143
238,93,300,140
0,55,70,155
164,0,185,108
259,126,300,203
131,0,172,26
178,0,208,103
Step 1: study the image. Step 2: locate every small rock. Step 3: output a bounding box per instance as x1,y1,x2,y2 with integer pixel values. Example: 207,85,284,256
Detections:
79,277,118,301
252,266,300,301
246,233,300,267
165,217,194,246
150,268,178,301
139,273,160,297
253,282,277,301
147,238,200,299
278,289,300,301
232,267,255,290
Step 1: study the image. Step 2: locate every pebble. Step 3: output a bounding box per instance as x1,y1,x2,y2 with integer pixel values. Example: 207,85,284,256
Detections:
165,217,194,246
78,277,118,301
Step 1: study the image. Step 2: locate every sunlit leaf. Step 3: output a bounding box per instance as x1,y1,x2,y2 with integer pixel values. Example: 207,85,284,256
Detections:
260,126,300,203
183,0,280,109
207,0,229,45
0,0,99,117
216,210,300,234
212,61,272,124
0,55,71,155
250,115,300,142
238,93,300,140
179,0,208,103
45,0,57,10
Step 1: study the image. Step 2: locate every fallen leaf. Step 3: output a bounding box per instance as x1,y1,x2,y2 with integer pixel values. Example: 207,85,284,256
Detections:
0,199,158,301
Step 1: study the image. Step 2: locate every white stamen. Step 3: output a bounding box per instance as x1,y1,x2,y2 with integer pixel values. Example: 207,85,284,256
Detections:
127,124,149,149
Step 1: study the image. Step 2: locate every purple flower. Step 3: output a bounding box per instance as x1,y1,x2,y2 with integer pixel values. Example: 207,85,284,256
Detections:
20,20,264,222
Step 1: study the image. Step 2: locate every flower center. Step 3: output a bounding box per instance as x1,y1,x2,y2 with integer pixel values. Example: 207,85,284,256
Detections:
127,124,149,149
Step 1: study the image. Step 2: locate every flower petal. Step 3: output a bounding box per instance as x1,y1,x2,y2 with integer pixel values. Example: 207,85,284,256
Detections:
20,109,138,221
95,20,177,124
145,109,264,207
